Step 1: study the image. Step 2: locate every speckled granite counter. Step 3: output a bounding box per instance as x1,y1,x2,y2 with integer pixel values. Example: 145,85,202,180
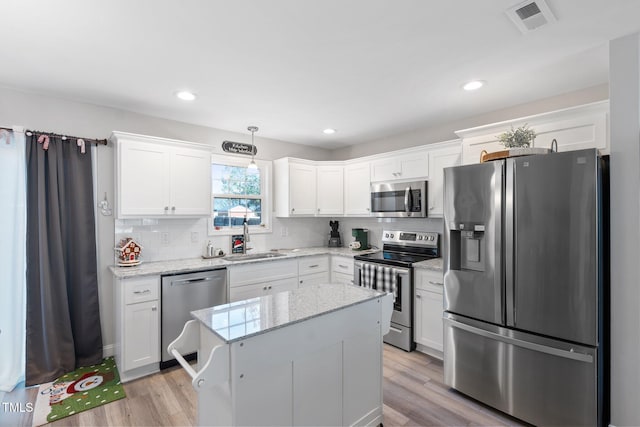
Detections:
191,284,385,343
413,257,443,271
109,246,379,279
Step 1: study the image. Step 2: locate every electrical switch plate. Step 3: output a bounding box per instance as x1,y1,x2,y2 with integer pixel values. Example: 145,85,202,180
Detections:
191,231,199,243
160,232,170,245
280,227,288,237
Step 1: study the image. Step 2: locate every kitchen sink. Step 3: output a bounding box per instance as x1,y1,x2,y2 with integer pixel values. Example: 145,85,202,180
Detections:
222,252,287,262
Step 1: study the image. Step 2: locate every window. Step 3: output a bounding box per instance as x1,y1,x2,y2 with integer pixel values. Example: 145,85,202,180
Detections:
209,155,271,235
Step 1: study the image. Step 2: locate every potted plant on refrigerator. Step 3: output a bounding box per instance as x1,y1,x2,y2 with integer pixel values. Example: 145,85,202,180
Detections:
497,124,537,148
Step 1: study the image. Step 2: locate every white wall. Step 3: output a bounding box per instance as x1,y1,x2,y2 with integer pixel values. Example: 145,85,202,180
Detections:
330,84,609,160
0,86,332,355
608,33,640,426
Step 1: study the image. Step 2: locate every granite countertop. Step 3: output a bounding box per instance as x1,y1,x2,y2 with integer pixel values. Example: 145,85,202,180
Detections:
191,284,385,343
109,246,380,278
413,257,443,271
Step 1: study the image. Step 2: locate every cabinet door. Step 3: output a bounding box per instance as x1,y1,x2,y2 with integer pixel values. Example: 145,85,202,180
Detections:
370,157,398,182
289,163,317,215
427,143,461,217
398,151,429,180
118,139,170,217
415,289,443,352
332,272,354,286
230,277,299,302
344,162,371,216
170,147,211,215
316,166,344,215
123,300,160,371
299,272,330,287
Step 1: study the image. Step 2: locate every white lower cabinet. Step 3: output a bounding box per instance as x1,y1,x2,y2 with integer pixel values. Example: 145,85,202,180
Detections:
114,275,161,382
298,255,330,287
230,277,298,301
414,269,444,358
228,259,299,302
331,256,354,285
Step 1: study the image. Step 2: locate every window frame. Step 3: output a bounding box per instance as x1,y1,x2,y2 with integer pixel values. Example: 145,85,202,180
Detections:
208,154,272,236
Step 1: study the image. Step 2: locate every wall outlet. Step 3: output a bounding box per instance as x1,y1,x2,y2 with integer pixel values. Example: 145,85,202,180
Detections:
191,231,199,243
280,227,288,237
160,232,170,245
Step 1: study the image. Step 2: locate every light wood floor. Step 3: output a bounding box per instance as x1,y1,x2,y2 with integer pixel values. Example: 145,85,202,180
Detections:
2,345,524,427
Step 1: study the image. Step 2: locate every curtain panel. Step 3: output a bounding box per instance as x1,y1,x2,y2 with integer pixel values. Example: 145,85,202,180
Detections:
0,129,26,392
25,134,103,386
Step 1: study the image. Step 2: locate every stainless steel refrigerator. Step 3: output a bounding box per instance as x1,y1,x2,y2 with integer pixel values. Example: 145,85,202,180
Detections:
443,149,608,426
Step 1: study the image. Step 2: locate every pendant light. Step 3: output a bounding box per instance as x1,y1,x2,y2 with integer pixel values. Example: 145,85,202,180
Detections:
247,125,258,169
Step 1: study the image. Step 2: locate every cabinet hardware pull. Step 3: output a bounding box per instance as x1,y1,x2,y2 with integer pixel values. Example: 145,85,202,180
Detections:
428,281,443,286
300,280,303,284
263,286,267,290
309,264,319,268
338,264,348,268
171,206,176,211
133,289,151,294
151,306,157,311
268,285,272,290
164,206,169,211
416,294,421,299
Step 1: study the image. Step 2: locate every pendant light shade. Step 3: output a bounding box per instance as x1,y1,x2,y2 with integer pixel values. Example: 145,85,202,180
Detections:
247,126,258,169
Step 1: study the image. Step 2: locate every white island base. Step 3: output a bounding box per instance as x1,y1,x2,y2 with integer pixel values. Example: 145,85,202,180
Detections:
169,284,393,426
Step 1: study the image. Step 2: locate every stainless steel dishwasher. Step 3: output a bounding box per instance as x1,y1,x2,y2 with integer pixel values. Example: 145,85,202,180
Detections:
161,268,227,369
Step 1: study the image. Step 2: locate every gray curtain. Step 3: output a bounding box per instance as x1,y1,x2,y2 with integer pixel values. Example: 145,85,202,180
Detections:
25,134,103,386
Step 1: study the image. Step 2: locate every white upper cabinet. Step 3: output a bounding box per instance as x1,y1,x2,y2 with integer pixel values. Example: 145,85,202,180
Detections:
370,150,429,182
275,158,344,217
112,132,211,218
289,162,318,216
427,141,462,217
457,101,609,165
344,161,371,216
316,165,344,216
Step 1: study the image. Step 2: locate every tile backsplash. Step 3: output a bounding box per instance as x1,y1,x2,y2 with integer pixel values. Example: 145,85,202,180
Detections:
115,216,445,263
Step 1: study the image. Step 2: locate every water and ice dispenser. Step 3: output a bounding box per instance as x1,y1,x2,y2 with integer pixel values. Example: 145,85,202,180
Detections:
448,224,486,273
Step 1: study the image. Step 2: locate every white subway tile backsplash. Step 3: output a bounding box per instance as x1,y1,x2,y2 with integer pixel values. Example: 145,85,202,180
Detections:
115,215,444,263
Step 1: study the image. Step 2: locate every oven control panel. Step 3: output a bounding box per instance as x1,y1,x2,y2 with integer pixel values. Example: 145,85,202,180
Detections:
381,230,439,247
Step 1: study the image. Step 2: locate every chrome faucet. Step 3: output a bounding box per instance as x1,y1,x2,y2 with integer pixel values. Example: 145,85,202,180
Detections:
243,216,250,254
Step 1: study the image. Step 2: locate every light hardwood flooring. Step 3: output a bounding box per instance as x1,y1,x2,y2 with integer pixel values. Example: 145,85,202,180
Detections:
1,345,524,426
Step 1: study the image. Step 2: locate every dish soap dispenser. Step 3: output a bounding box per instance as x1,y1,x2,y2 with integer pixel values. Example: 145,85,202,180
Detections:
206,240,214,257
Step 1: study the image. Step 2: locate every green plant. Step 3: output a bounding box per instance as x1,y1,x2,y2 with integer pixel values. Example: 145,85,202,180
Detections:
497,124,536,148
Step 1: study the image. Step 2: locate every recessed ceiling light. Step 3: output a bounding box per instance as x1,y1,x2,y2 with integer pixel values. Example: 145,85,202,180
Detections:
463,80,485,91
323,128,336,135
176,91,196,101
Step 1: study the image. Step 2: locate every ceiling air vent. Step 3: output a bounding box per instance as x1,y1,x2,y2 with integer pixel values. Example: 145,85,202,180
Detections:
506,0,556,34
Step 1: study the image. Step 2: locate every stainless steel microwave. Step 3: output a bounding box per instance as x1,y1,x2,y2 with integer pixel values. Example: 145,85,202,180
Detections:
370,181,427,217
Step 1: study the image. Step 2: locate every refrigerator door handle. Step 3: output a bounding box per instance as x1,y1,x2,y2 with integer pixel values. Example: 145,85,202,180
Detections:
505,159,516,326
448,320,594,363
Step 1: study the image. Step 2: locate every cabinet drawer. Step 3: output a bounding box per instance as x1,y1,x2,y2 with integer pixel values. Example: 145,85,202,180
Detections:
415,269,443,293
229,259,298,287
230,277,299,302
331,256,354,274
124,276,160,304
298,255,329,276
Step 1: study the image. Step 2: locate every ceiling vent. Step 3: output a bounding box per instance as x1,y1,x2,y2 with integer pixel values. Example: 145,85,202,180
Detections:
506,0,556,34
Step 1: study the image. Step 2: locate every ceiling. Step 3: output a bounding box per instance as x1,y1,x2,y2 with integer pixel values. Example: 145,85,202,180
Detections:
1,1,639,149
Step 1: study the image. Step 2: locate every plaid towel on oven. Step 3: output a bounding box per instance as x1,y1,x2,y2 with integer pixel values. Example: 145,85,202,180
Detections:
376,265,397,298
360,263,376,288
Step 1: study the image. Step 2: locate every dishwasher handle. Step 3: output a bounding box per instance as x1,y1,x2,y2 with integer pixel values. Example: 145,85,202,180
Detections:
171,274,224,286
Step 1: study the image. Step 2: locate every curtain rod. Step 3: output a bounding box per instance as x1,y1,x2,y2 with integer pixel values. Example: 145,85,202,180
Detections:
1,126,109,146
26,129,108,146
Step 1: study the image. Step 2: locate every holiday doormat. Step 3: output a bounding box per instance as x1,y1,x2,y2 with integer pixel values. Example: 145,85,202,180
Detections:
32,357,126,426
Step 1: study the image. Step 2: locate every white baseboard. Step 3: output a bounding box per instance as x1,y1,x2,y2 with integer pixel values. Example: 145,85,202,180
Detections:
102,344,115,358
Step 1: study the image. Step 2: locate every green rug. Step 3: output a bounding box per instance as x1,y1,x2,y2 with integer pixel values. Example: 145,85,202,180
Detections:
32,357,126,426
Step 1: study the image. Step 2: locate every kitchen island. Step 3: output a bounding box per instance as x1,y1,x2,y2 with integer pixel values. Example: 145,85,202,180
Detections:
169,284,393,426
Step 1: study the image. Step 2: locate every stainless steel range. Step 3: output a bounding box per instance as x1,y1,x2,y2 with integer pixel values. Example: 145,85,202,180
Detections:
354,230,440,351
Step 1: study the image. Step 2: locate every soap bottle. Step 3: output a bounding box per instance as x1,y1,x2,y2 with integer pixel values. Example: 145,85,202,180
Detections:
206,240,214,257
